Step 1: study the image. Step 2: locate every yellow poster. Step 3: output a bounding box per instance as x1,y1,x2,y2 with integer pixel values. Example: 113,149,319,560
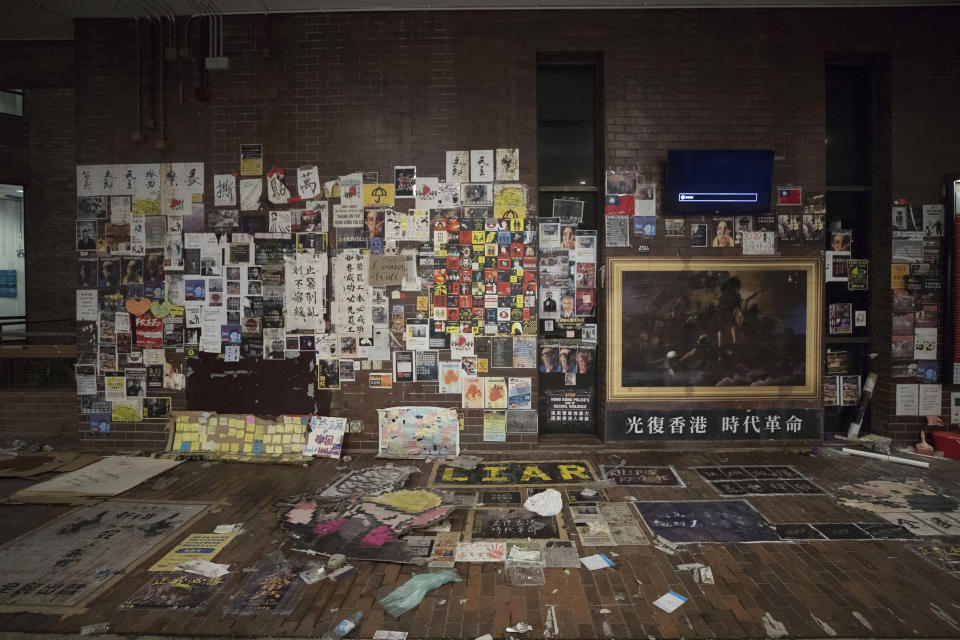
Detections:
363,183,395,207
891,263,909,289
149,532,237,571
240,143,262,176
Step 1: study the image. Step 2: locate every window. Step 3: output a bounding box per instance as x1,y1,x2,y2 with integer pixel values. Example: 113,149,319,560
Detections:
0,90,23,117
0,184,25,342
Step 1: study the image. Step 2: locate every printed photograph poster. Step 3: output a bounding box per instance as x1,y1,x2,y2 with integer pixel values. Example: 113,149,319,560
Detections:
439,361,462,394
826,251,850,282
483,410,507,442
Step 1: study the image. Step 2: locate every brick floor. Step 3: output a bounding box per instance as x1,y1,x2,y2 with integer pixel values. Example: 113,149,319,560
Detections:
1,448,960,638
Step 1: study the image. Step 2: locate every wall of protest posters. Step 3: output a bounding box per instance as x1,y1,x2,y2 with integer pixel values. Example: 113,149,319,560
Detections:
50,11,960,448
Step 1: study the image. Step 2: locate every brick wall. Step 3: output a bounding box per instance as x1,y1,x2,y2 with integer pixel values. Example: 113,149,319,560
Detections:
3,7,960,448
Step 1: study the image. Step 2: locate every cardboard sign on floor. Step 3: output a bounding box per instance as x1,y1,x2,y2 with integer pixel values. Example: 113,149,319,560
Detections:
0,500,207,613
9,456,182,504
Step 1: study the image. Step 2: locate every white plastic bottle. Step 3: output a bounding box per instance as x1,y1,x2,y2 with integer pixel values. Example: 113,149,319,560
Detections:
319,611,363,640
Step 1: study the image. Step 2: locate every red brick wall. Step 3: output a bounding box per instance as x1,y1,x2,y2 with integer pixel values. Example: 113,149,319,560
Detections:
3,7,960,448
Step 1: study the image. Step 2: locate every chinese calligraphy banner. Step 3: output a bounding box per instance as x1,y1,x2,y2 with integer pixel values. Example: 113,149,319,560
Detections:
605,409,820,442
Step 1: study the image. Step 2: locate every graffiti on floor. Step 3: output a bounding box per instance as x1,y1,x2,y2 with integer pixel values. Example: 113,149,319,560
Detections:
599,465,684,487
694,465,825,496
835,479,960,514
466,508,566,541
913,541,960,576
429,460,598,487
121,572,229,610
633,500,779,543
318,466,421,500
224,552,302,615
0,501,206,611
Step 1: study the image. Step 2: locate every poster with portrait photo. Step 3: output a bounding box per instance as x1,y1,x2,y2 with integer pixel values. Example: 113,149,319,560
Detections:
394,166,416,197
77,196,108,219
828,302,852,335
636,183,656,216
317,358,340,390
121,256,143,286
802,214,825,242
732,216,753,245
575,288,595,317
540,288,561,319
78,259,98,289
690,223,707,247
462,183,492,206
77,220,98,251
829,230,852,253
605,170,637,196
539,345,560,373
709,218,735,248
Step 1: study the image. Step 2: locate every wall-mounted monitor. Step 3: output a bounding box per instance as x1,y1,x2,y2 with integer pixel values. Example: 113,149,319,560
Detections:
665,149,774,215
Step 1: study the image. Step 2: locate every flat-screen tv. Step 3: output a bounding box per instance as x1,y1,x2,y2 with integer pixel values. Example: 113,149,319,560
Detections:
665,149,774,215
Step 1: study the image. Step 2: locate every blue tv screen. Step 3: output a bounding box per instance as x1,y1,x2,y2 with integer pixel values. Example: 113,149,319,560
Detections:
665,149,774,215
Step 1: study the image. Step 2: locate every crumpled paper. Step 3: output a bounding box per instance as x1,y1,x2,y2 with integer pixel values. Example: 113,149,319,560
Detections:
523,488,562,516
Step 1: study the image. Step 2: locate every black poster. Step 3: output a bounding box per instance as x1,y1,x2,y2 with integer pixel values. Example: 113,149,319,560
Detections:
539,389,593,432
491,337,513,368
605,408,820,441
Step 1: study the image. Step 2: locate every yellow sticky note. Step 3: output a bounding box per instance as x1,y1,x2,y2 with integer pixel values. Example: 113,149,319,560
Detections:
282,434,292,444
230,442,240,453
244,433,254,443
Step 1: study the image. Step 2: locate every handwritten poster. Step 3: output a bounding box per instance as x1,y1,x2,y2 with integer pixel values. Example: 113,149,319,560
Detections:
284,253,327,331
297,165,321,200
303,415,346,459
214,174,236,207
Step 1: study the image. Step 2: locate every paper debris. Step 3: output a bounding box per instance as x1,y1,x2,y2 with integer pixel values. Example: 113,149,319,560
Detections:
80,623,110,635
524,488,563,516
676,563,705,571
373,632,409,640
699,567,714,584
177,559,231,578
652,590,688,613
506,622,533,633
475,635,494,640
300,563,326,584
325,565,354,581
214,523,245,535
580,554,615,571
446,454,484,470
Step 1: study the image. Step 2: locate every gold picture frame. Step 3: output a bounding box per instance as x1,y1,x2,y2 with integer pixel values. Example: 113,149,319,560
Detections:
606,256,822,401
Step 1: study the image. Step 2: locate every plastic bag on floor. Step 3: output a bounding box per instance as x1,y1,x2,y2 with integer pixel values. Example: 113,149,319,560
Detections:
379,569,462,618
504,543,545,587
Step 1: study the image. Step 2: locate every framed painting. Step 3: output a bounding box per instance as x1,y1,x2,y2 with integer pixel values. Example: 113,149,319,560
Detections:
606,257,822,401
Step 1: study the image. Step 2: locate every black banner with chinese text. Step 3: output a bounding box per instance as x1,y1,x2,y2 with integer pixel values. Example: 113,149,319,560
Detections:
605,409,820,441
